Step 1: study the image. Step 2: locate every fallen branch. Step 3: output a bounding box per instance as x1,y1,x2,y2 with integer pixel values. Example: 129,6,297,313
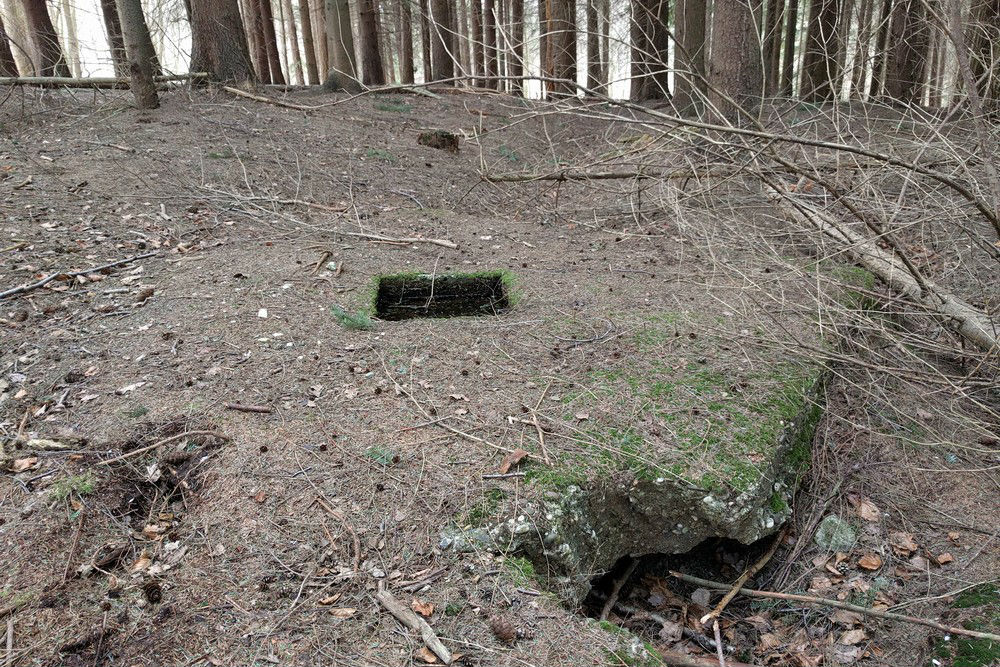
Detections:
670,571,1000,642
98,430,228,466
700,527,787,625
335,229,458,249
222,85,323,111
600,557,638,621
223,402,273,414
0,251,158,300
0,73,206,88
316,497,361,573
766,184,998,355
376,584,451,664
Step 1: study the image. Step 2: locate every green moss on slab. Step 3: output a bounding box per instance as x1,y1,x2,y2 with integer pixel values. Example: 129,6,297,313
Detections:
928,584,1000,667
504,556,536,585
464,488,506,527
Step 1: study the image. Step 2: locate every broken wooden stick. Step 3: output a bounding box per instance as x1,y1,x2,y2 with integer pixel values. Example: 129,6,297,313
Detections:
766,184,998,355
0,73,206,88
222,86,323,111
98,430,228,466
223,402,273,414
334,229,458,249
599,557,638,621
0,251,158,300
700,527,787,626
670,571,1000,642
376,584,451,664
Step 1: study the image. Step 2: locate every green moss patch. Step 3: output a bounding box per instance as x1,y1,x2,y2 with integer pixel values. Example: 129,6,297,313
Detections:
930,584,1000,667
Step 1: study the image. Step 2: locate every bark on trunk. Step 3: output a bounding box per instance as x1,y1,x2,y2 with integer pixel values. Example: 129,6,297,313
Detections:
779,0,800,94
327,0,356,78
312,0,326,78
850,0,874,97
510,0,523,92
631,0,670,100
116,0,158,108
60,0,80,76
800,0,840,101
868,0,893,97
884,0,928,103
281,0,303,83
99,0,128,76
484,0,497,87
19,0,70,76
358,0,385,84
189,0,256,81
600,0,610,85
399,0,414,83
258,0,286,83
586,0,599,91
420,0,431,80
430,0,454,81
470,0,483,86
674,0,707,111
708,0,763,120
245,0,270,81
762,0,783,94
969,0,1000,102
544,0,576,96
298,0,318,83
0,16,19,76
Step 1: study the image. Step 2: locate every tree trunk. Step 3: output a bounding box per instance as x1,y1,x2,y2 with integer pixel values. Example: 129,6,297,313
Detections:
0,16,19,76
99,0,128,76
544,0,576,95
483,0,498,87
510,0,523,92
327,0,356,78
19,0,69,76
358,0,385,83
189,0,256,80
762,0,783,94
378,0,394,81
312,0,326,78
585,0,599,91
398,0,414,82
968,0,999,102
868,0,893,97
779,0,800,94
600,0,610,85
430,0,454,81
298,0,318,83
116,0,158,108
884,0,928,103
245,0,269,81
258,0,286,83
850,0,874,97
469,0,482,85
674,0,707,111
708,0,763,120
281,0,303,83
800,0,840,100
420,0,431,80
631,0,670,100
60,0,79,76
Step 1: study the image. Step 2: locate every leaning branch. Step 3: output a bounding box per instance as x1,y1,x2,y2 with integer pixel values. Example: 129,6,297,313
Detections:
0,251,158,300
766,184,998,355
670,571,1000,642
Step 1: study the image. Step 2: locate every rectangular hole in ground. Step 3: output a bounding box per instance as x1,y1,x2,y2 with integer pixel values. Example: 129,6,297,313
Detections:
375,272,510,321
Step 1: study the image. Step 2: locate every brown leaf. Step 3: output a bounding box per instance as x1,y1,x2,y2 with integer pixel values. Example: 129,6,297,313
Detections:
839,628,867,645
411,598,434,617
889,531,918,556
857,498,881,522
319,593,342,605
935,552,955,565
328,607,356,618
657,619,683,643
130,551,152,573
414,647,438,664
498,448,529,474
947,531,961,543
10,456,38,473
858,554,883,571
831,610,864,627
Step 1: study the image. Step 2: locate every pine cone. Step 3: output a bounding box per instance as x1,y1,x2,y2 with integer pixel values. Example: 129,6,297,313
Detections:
488,616,516,644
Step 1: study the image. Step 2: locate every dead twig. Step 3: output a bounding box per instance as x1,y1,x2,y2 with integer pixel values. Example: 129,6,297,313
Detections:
98,431,228,466
599,557,638,621
62,509,86,585
223,402,273,414
0,251,158,300
670,571,1000,642
316,497,361,573
335,229,458,249
700,527,787,626
376,583,452,664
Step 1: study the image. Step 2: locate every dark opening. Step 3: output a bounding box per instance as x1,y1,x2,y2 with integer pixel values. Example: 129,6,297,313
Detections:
375,272,510,321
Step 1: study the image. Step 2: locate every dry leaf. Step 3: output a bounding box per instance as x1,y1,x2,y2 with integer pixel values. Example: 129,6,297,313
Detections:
657,619,683,643
10,456,38,472
130,551,152,572
498,448,529,474
858,554,883,570
328,607,356,618
319,593,342,605
142,523,167,540
857,498,881,522
839,628,867,645
414,646,438,664
935,552,955,565
411,598,434,617
832,610,864,627
889,531,918,556
947,531,961,543
574,412,589,421
757,632,784,651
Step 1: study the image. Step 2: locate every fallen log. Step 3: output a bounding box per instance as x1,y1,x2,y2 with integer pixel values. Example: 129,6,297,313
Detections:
766,184,998,355
0,73,207,89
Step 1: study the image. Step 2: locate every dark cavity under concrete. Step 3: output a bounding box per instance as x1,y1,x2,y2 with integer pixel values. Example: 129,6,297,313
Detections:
375,272,510,321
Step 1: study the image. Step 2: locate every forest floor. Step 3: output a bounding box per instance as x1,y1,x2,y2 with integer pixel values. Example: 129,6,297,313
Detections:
1,86,998,667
